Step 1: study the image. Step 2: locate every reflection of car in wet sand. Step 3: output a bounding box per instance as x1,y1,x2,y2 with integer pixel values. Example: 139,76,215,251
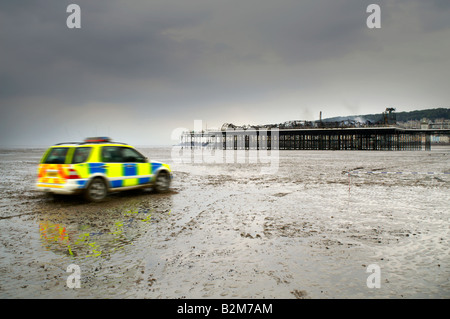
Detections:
38,208,155,257
36,137,172,202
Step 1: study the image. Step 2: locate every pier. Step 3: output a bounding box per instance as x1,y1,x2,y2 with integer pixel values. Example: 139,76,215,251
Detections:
180,127,450,151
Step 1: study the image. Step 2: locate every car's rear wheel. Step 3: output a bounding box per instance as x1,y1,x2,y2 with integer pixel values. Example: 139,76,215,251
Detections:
84,177,107,202
154,171,170,193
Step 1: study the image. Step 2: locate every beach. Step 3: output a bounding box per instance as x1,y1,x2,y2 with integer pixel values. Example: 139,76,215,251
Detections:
0,146,448,298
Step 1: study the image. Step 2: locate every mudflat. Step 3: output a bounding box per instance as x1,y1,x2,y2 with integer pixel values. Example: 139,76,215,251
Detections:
0,147,448,298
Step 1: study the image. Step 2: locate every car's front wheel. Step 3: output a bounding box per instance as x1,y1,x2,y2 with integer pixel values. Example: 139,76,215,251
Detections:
154,171,170,193
84,177,107,202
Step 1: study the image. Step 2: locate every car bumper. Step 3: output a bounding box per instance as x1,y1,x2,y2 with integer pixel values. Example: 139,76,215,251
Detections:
35,180,83,195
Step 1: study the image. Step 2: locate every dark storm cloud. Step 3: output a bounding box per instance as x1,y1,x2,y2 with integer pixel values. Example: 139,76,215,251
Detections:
0,1,387,101
1,0,448,102
0,1,210,102
0,0,449,146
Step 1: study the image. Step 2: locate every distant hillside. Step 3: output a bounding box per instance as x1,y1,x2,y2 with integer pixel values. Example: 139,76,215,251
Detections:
323,108,449,123
395,108,449,122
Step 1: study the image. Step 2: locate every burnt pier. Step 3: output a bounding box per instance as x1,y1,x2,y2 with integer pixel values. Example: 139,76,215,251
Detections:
181,127,450,151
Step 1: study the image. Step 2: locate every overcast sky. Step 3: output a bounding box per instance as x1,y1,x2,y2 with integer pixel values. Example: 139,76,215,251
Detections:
0,0,449,146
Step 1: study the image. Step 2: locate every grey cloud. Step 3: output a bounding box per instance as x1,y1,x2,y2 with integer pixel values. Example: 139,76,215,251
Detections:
1,1,211,100
0,0,449,146
1,0,446,102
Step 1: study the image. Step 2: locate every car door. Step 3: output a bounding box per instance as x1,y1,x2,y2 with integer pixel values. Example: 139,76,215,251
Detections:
121,147,151,186
101,146,126,188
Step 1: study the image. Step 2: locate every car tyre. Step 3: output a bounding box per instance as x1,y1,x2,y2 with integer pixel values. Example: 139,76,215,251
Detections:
84,177,107,202
154,171,170,193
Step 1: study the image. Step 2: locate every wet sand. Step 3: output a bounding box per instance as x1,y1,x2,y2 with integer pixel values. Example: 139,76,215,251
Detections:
0,147,449,298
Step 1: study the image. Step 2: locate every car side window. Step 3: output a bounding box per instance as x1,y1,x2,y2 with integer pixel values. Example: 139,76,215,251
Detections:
101,146,123,163
122,147,146,163
72,147,92,164
43,147,69,164
101,146,146,163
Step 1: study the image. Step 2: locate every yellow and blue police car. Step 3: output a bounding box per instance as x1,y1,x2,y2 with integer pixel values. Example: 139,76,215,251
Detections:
36,137,172,201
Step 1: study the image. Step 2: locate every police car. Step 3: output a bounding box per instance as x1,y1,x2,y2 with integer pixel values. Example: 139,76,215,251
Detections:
36,137,172,202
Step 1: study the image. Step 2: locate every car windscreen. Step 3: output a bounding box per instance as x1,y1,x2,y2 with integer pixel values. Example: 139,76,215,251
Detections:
42,147,69,164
